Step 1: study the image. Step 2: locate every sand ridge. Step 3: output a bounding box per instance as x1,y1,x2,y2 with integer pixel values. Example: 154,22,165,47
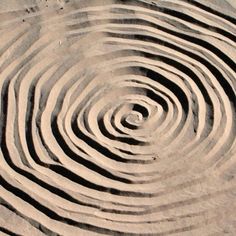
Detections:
0,0,236,235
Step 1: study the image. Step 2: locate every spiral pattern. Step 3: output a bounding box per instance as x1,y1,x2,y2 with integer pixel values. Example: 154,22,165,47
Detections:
0,0,236,235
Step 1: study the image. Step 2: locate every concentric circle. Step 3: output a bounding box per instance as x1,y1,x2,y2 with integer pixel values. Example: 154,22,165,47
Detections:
0,0,236,235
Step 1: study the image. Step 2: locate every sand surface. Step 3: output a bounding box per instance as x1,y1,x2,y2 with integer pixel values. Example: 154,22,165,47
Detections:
0,0,236,235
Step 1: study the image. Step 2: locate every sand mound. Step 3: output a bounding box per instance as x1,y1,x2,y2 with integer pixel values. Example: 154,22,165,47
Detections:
0,0,236,235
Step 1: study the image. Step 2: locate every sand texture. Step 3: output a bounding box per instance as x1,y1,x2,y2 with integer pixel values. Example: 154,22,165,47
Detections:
0,0,236,235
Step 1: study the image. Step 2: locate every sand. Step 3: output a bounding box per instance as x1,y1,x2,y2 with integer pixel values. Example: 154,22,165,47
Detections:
0,0,236,235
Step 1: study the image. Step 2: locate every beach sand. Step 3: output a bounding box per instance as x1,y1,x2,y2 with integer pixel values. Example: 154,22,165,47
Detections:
0,0,236,235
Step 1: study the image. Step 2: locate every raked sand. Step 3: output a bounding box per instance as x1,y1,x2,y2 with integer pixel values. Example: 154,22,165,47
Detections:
0,0,236,235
